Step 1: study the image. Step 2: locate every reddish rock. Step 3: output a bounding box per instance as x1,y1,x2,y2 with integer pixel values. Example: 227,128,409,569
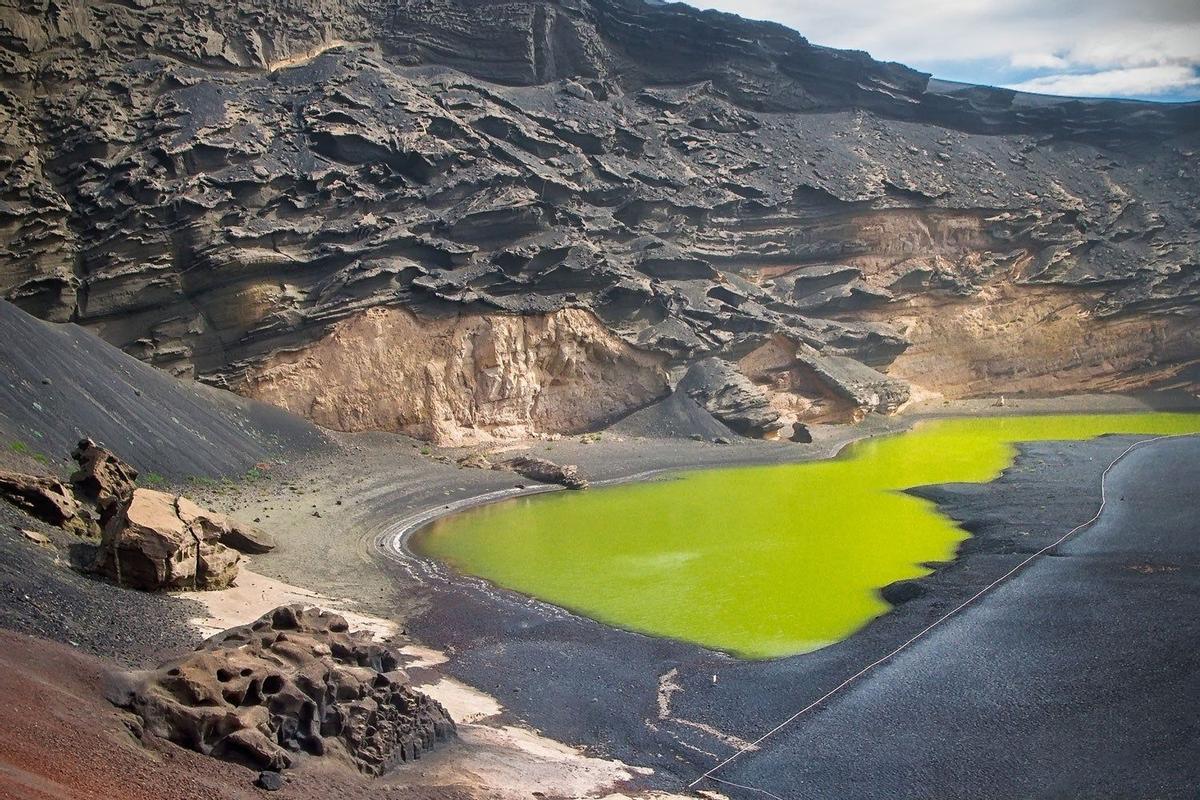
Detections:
70,438,137,513
176,497,276,554
0,470,91,535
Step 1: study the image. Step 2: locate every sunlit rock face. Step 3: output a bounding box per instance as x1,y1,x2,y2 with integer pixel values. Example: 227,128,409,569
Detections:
1,0,1197,439
237,307,670,445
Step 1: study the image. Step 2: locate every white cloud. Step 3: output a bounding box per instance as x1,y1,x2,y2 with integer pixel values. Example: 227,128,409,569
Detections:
687,0,1200,99
1007,65,1200,97
1010,52,1070,70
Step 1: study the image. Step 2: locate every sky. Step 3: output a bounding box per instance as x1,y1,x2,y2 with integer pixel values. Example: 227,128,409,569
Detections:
685,0,1200,102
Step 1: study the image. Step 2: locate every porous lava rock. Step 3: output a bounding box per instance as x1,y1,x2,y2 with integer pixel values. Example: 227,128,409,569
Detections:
112,605,455,775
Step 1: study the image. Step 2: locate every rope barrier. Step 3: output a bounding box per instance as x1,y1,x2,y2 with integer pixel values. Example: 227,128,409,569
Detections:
687,432,1193,798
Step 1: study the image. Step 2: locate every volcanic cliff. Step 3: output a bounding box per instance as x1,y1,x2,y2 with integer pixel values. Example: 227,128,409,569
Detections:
1,0,1197,443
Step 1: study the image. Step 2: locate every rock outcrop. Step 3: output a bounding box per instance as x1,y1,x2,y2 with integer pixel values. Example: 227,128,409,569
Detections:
498,455,589,489
678,358,784,439
113,605,455,775
0,470,91,534
1,439,260,587
237,306,669,445
0,0,1196,439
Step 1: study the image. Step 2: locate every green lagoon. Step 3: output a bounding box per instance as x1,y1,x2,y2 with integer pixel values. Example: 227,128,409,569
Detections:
414,413,1200,659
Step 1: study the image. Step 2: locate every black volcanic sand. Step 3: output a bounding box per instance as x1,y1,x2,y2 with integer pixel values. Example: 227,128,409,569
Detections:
349,433,1200,800
715,434,1200,798
2,381,1197,797
0,504,204,667
0,299,329,480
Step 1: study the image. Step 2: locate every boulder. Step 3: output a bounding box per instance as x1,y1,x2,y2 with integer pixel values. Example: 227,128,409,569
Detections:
70,438,137,513
215,522,276,555
176,497,276,554
456,452,493,470
112,605,455,776
197,538,243,590
256,771,285,791
94,488,242,590
497,455,589,489
0,470,92,535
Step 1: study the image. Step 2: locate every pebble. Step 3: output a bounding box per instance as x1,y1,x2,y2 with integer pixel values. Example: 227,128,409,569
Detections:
20,529,51,546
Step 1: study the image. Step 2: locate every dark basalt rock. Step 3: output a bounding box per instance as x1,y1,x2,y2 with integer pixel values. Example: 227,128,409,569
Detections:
112,605,455,775
678,358,785,439
790,423,813,444
881,579,929,606
0,0,1195,429
255,771,285,791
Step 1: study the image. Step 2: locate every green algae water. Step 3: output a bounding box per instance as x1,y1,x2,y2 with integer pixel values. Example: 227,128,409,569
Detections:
414,413,1200,659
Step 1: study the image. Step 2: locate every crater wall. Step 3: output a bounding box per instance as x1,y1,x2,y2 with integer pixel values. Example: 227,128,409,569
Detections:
0,0,1196,438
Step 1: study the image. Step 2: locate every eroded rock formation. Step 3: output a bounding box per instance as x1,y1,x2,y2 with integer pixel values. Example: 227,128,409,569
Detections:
1,439,261,585
113,605,455,775
71,438,139,512
0,470,91,534
677,358,784,439
1,0,1196,439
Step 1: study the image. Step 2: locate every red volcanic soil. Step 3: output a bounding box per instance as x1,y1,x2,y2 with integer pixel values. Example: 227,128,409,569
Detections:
0,629,266,800
0,630,470,800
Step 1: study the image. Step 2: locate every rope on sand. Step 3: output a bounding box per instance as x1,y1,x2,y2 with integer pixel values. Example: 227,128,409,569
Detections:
687,432,1192,798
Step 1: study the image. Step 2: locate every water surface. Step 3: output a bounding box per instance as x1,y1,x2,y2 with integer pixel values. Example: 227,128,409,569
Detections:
414,413,1200,659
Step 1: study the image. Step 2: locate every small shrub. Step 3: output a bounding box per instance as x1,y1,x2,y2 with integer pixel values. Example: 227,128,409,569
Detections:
140,472,166,488
9,441,30,455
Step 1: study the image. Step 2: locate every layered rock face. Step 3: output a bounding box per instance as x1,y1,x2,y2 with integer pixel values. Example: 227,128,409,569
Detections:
1,0,1197,439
